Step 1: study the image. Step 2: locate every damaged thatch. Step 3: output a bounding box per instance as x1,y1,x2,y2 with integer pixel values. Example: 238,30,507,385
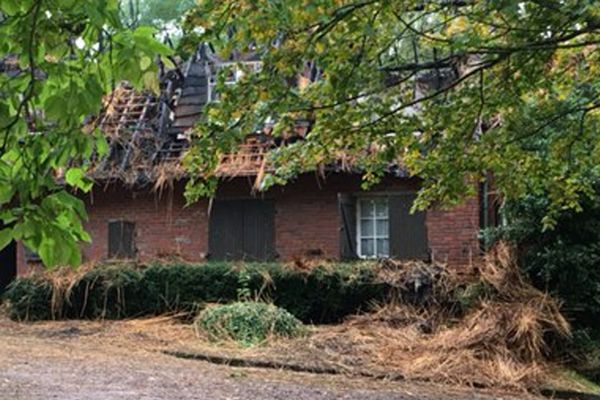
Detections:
88,46,285,188
90,83,171,185
88,45,410,191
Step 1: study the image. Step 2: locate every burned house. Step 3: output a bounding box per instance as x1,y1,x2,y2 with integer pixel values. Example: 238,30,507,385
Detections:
13,45,483,276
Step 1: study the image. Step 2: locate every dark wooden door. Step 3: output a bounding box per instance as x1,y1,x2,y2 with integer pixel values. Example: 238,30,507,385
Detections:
389,193,429,260
0,241,17,293
209,200,275,261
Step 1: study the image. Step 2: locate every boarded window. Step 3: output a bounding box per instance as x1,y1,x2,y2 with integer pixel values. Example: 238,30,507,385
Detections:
108,220,135,259
209,200,275,261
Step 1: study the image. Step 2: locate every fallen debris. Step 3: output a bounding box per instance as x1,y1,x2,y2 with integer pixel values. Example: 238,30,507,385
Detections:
303,243,571,390
174,244,570,391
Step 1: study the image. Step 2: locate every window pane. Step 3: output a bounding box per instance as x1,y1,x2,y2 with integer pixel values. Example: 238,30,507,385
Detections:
377,239,389,257
376,219,388,237
361,219,374,236
361,200,375,217
375,199,388,218
361,239,374,257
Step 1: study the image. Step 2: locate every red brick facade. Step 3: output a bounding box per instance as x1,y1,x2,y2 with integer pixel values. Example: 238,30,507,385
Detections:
16,173,481,274
425,197,480,266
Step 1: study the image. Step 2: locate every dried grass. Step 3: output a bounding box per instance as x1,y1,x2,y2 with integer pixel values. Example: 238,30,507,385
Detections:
300,243,571,390
40,263,96,319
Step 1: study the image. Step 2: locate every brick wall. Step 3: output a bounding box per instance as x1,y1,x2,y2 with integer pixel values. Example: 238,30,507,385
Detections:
81,185,209,264
426,197,481,266
16,173,481,273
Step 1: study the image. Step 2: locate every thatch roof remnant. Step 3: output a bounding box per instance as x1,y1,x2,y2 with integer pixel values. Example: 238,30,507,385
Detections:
90,44,282,187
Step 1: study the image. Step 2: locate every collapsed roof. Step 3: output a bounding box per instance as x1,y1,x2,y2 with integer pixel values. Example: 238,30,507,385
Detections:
90,44,285,186
90,44,427,188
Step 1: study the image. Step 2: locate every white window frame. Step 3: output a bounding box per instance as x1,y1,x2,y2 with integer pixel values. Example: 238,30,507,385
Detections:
356,197,390,258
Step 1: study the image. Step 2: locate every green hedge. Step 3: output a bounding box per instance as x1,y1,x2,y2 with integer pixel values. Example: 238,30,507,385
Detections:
3,262,390,323
4,275,53,321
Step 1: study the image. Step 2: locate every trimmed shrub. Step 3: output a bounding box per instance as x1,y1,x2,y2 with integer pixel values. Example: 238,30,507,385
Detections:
196,301,304,346
3,276,53,321
265,263,388,323
141,262,239,313
66,265,148,319
139,261,388,323
3,261,390,323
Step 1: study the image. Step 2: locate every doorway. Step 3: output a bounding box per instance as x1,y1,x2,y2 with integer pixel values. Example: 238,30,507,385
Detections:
209,199,276,261
0,241,17,293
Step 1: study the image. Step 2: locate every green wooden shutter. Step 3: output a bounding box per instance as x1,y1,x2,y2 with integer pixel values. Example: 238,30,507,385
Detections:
389,193,429,260
338,194,357,260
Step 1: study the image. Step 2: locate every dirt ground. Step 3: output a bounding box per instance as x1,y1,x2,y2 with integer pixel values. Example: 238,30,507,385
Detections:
0,316,538,400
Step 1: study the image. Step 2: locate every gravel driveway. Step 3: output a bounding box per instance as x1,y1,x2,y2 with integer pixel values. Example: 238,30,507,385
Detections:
0,319,531,400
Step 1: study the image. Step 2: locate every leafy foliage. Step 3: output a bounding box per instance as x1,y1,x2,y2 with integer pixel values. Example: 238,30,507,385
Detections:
195,301,305,346
120,0,196,45
66,264,148,319
184,0,600,227
0,0,171,266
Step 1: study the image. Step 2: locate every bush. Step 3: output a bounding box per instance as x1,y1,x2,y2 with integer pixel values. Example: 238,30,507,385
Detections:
196,302,304,346
266,263,388,323
3,276,53,321
66,265,148,319
488,192,600,382
4,262,389,323
141,262,240,313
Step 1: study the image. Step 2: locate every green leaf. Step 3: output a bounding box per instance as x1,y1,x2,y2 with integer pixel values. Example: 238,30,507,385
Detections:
65,168,93,191
65,167,84,185
49,191,87,220
140,56,153,71
0,228,12,251
44,95,65,121
142,71,160,94
0,185,13,206
38,236,56,267
95,133,109,157
1,0,21,15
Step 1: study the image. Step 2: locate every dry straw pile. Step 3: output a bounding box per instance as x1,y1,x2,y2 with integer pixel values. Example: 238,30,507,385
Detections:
306,243,570,390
